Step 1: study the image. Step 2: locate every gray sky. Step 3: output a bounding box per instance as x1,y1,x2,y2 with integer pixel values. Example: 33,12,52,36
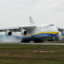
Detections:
0,0,64,28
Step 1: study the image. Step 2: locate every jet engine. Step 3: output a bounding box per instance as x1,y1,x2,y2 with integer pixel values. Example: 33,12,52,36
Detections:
21,29,27,35
6,30,12,36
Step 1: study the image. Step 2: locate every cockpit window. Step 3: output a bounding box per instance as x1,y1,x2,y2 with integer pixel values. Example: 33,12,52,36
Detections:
49,24,54,26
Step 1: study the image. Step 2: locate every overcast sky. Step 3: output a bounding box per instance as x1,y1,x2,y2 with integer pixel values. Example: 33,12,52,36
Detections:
0,0,64,28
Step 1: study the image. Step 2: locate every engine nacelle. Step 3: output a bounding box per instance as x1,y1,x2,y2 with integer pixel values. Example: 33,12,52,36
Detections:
6,30,12,36
21,29,27,35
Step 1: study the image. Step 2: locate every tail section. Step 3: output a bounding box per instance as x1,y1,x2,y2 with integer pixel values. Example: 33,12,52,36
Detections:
29,16,35,26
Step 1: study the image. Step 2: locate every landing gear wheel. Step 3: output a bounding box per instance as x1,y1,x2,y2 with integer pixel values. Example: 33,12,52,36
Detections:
47,39,54,41
34,39,43,43
21,39,30,43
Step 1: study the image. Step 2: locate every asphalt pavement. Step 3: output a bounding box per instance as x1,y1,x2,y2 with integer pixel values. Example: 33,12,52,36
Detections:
0,42,64,45
20,42,64,45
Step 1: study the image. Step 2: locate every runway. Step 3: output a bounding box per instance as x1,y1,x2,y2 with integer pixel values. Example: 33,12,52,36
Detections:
20,43,64,45
0,42,64,45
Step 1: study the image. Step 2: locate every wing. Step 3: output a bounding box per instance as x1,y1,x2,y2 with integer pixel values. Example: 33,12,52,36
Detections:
58,27,64,35
0,25,36,32
0,27,20,32
58,28,64,31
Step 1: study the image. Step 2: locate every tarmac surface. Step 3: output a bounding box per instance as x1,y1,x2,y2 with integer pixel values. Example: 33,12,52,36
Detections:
0,42,64,45
21,43,64,45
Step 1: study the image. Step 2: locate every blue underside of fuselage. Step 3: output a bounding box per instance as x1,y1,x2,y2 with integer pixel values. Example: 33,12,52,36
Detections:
21,33,57,40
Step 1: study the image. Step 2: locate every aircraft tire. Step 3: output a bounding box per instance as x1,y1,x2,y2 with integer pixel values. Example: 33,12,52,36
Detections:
21,39,30,43
34,39,43,43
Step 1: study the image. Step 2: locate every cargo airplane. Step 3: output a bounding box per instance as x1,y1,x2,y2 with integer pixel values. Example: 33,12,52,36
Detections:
0,16,59,42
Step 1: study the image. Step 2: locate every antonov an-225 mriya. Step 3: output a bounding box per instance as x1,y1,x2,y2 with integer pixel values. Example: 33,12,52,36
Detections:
0,16,59,42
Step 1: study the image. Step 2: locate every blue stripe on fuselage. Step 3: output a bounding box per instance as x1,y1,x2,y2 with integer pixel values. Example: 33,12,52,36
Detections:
22,33,57,40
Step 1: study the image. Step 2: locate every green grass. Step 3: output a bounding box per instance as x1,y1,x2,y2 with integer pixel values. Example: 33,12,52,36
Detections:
0,44,64,64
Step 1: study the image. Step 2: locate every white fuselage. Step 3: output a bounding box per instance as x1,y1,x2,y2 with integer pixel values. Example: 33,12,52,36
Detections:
21,24,59,42
23,24,59,37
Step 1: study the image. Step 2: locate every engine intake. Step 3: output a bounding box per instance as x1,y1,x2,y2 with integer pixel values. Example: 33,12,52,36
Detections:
6,30,12,36
8,32,12,36
21,29,27,35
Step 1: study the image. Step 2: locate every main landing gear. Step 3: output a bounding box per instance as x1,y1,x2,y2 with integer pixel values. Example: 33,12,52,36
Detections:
21,39,43,43
34,39,43,43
